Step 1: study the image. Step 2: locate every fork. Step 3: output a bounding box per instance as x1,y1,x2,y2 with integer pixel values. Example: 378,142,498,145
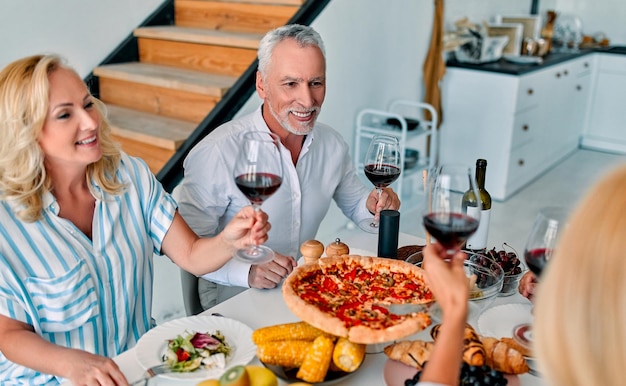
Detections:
129,364,171,386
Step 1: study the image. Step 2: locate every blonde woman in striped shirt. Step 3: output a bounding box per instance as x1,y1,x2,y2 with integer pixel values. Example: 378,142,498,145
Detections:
0,54,270,385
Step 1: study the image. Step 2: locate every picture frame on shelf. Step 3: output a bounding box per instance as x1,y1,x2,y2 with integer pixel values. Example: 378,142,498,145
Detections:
487,23,524,56
495,15,542,42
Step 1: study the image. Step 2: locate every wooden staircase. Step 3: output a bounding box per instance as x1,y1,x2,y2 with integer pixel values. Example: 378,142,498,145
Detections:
93,0,304,174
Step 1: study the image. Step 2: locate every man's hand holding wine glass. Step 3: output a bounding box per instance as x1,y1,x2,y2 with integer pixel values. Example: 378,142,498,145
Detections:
365,186,401,221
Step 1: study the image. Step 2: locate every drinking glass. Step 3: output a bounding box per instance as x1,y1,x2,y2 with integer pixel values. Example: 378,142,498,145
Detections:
513,206,567,349
422,164,481,255
359,135,401,233
523,206,567,278
233,131,283,264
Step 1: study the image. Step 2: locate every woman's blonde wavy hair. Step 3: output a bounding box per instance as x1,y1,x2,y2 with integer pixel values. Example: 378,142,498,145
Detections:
0,54,124,222
534,163,626,386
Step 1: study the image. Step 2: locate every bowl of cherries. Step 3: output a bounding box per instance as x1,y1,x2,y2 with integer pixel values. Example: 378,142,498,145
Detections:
483,245,525,297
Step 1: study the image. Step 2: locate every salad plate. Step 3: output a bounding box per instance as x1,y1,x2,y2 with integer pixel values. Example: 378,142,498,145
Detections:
135,314,255,380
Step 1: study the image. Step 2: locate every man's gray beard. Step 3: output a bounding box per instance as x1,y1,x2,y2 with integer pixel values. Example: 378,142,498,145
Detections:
268,102,317,136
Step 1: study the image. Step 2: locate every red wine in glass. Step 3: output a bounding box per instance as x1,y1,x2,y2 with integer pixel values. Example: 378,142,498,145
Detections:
364,164,401,187
423,212,480,252
234,173,282,205
423,165,481,254
232,131,283,264
359,135,401,233
524,247,551,277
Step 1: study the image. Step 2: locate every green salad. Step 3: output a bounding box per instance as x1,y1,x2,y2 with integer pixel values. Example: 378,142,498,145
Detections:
162,330,232,372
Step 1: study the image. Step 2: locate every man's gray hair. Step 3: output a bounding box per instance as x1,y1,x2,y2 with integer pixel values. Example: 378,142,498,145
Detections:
257,24,326,79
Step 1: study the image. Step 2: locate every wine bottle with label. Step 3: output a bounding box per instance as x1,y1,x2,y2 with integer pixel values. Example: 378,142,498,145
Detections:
463,159,492,251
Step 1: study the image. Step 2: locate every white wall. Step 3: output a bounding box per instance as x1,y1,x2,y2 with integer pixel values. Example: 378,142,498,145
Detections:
0,0,164,77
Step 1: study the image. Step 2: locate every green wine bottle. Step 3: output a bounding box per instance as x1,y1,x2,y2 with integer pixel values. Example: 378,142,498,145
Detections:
463,159,492,251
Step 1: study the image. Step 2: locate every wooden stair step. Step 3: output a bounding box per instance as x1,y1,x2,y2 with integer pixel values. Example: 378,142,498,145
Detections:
134,26,263,49
193,0,305,5
175,0,298,33
94,62,236,97
107,104,197,150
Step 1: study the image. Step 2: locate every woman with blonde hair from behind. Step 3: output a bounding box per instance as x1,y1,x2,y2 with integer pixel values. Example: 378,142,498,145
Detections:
533,164,626,386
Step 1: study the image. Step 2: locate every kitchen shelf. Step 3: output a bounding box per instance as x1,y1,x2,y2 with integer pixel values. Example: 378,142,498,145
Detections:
354,100,439,214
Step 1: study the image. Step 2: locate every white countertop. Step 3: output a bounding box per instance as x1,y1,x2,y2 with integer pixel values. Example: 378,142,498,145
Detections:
112,229,547,386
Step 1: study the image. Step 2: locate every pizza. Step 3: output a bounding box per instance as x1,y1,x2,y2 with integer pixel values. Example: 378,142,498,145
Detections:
282,255,433,344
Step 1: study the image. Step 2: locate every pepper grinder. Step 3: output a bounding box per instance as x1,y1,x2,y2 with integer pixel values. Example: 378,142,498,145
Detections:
326,238,350,257
300,239,324,265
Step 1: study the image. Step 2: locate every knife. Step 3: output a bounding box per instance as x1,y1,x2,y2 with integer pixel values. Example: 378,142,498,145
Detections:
377,301,435,315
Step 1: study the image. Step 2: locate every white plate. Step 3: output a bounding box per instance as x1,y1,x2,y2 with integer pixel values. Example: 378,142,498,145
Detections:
135,315,255,381
477,303,533,339
503,54,543,65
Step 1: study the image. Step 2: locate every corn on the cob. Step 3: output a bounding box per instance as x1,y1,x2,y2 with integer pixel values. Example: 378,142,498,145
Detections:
252,321,328,344
256,340,312,368
332,337,366,372
296,335,335,383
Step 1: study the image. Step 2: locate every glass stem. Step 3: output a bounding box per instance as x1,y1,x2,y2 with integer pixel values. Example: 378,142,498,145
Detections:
370,188,383,227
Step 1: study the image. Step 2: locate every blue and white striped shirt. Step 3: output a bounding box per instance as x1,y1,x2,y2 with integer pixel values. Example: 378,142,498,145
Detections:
0,153,177,385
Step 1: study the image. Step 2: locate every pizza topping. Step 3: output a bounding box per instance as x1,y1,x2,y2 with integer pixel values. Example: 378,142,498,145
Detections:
290,256,432,329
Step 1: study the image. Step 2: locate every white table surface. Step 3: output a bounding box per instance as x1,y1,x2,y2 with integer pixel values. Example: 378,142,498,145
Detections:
112,229,547,386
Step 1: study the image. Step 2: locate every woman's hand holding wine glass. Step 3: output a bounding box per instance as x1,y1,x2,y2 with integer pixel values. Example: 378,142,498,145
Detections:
514,206,567,349
232,131,283,264
422,164,481,256
359,135,401,233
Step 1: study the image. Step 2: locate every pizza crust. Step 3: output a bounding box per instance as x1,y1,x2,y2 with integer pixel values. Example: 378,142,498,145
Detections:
282,255,433,344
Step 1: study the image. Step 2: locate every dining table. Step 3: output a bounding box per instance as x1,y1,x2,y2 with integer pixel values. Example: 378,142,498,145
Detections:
110,228,547,386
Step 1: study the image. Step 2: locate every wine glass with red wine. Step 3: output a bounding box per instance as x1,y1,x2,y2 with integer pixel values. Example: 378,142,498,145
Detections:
359,135,401,233
523,206,566,277
423,164,481,255
513,206,567,350
233,131,283,264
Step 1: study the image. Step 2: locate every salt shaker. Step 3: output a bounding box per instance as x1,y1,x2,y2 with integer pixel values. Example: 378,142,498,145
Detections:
300,239,324,265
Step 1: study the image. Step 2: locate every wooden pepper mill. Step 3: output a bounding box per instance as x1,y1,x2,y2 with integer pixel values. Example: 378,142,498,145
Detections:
326,238,350,257
300,239,324,265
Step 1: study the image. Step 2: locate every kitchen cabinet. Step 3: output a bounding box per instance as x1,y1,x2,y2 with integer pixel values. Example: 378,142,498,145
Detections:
354,100,438,213
582,53,626,153
440,56,592,201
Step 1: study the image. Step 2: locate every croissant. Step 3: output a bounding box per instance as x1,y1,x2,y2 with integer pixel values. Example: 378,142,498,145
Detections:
383,340,433,368
430,324,486,366
501,337,533,358
481,336,529,374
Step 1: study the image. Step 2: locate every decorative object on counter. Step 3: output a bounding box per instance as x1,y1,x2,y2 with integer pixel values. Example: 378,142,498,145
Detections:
486,23,523,55
325,238,349,257
300,240,325,265
378,210,400,258
454,25,509,63
541,10,557,53
552,13,583,52
496,15,542,43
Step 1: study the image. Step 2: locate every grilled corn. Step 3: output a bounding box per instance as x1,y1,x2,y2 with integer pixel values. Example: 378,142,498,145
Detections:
252,321,328,344
256,340,312,368
296,335,335,383
332,337,366,372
